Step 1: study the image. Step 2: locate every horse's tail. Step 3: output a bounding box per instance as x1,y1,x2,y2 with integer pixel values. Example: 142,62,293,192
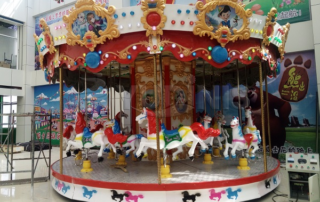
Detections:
221,190,226,194
90,124,103,133
237,188,242,192
195,193,201,197
104,128,127,145
63,125,74,139
93,190,97,193
138,194,144,198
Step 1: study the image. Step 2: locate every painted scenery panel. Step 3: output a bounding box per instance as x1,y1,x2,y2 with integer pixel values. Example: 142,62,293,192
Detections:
72,11,108,39
205,5,243,34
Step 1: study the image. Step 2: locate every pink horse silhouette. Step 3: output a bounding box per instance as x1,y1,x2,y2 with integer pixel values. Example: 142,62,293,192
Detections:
209,189,226,201
125,191,143,202
57,181,64,191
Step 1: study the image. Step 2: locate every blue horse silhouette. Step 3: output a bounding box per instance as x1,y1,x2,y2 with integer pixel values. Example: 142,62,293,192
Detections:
226,188,242,200
62,182,70,194
82,186,97,199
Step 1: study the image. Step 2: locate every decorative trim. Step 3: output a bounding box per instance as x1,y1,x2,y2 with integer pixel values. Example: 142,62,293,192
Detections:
40,19,55,54
278,23,290,61
141,0,167,37
63,0,120,51
102,41,149,60
193,0,252,47
262,8,277,46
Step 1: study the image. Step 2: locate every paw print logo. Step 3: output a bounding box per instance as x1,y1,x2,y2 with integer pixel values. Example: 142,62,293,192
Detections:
279,55,311,102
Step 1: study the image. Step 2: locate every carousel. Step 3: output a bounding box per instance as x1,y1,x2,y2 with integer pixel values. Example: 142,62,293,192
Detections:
34,0,290,201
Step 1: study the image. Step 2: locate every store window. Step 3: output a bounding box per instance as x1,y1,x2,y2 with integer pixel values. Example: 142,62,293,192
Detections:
0,21,19,69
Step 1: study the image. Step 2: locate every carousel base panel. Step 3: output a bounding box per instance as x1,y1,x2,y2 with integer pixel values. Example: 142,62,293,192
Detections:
51,154,280,202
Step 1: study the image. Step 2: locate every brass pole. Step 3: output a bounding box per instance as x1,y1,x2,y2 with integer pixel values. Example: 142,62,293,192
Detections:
237,60,241,122
78,69,80,111
220,74,223,113
84,69,87,122
259,61,267,172
113,74,116,119
264,63,272,157
153,54,161,184
212,66,215,113
159,54,164,123
119,63,122,130
203,60,206,115
110,67,113,119
59,67,63,174
107,66,110,120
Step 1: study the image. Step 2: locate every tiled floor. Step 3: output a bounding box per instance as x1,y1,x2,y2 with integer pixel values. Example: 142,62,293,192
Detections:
0,147,290,202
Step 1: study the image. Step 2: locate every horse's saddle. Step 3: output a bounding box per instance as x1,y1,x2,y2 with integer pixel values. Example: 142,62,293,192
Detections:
83,127,93,138
161,123,179,136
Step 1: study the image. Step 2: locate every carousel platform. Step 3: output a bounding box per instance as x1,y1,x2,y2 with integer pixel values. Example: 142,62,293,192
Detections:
51,153,280,202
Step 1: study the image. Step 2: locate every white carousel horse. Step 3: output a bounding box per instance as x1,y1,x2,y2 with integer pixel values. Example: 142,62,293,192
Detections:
243,107,261,159
104,115,143,158
64,112,117,162
135,108,219,161
223,117,257,160
211,111,229,150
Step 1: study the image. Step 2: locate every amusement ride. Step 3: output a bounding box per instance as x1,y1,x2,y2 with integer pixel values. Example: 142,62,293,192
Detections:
34,0,290,201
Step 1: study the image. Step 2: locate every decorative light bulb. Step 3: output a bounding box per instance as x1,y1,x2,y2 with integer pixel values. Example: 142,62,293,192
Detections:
240,55,243,59
172,44,176,48
68,65,70,68
119,25,123,29
105,53,109,58
232,52,236,56
133,46,137,50
208,56,212,60
152,26,156,30
128,23,132,28
180,53,184,58
100,61,104,65
83,53,86,57
137,22,141,27
147,47,151,51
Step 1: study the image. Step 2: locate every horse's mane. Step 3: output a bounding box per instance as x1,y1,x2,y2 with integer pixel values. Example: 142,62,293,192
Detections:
75,112,86,134
63,125,74,139
115,112,121,124
145,108,161,134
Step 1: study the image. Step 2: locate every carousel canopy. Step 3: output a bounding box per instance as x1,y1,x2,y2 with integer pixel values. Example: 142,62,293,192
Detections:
34,0,289,91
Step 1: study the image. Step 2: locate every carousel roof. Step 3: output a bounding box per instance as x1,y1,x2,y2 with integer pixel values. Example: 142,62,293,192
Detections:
34,0,289,91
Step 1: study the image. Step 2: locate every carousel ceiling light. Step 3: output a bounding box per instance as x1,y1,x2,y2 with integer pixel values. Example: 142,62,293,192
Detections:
128,23,132,28
100,61,104,65
58,26,61,29
248,56,252,61
194,10,199,15
84,63,87,67
62,35,65,39
240,55,243,59
133,46,137,50
192,52,196,57
130,11,135,16
68,65,70,68
160,46,164,51
58,36,62,40
255,30,259,34
58,61,61,64
180,54,184,58
74,62,77,65
260,30,263,34
147,47,151,51
171,20,176,25
252,49,255,53
83,53,86,57
137,22,141,27
114,14,118,19
208,46,212,51
98,51,102,55
190,21,194,26
55,26,58,30
172,44,176,48
127,55,132,60
251,29,254,33
232,52,236,56
153,45,157,50
64,57,67,60
181,21,185,25
208,56,212,60
186,9,190,14
63,24,66,27
113,56,117,60
201,50,205,55
105,53,109,58
177,9,182,14
152,26,156,30
122,12,126,17
228,57,230,61
119,25,123,29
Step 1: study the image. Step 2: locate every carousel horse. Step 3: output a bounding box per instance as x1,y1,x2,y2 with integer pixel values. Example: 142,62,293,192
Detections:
243,106,261,159
64,112,117,162
211,111,229,150
135,108,219,161
223,117,257,159
104,111,143,157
